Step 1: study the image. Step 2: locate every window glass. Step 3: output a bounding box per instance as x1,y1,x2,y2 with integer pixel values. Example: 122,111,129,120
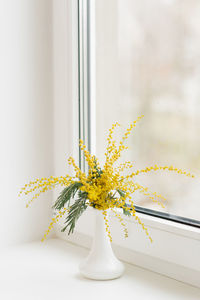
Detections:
95,0,200,221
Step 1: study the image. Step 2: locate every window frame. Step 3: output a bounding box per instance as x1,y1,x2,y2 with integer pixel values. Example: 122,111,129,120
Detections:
55,0,200,288
78,0,200,229
84,0,200,230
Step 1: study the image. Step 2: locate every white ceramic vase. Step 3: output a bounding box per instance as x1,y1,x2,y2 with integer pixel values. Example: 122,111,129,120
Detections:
79,209,125,280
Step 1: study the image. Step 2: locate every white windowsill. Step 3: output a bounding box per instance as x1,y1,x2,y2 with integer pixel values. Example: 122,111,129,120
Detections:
0,238,199,300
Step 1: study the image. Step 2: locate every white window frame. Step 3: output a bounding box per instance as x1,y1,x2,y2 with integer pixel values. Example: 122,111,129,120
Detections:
54,0,200,288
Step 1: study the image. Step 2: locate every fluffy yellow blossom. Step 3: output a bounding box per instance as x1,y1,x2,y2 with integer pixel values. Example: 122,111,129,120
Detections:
20,116,195,243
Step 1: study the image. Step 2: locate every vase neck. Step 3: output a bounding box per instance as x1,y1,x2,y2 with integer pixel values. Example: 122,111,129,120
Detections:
92,209,111,250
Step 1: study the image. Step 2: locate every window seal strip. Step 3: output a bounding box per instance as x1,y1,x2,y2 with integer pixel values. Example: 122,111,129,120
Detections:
135,205,200,228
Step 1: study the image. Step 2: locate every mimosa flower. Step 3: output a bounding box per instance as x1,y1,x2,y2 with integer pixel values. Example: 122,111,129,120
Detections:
19,116,195,242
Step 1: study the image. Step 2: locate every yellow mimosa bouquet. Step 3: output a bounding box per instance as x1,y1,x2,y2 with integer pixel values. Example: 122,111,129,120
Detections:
19,116,194,242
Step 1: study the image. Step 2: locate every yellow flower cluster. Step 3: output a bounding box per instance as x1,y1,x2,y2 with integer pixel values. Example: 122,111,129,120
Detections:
41,208,68,242
20,115,195,243
102,210,112,242
111,208,128,238
19,175,73,207
132,182,166,208
125,165,195,179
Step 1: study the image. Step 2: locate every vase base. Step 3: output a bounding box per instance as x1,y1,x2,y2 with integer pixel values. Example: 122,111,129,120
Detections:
79,259,125,280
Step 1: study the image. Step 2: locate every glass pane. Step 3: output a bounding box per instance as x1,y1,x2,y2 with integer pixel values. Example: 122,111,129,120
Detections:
95,0,200,221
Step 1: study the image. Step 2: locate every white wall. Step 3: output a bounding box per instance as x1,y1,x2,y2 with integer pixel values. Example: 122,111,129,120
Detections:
0,0,54,249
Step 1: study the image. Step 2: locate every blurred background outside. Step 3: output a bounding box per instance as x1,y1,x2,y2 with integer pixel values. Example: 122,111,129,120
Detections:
96,0,200,221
